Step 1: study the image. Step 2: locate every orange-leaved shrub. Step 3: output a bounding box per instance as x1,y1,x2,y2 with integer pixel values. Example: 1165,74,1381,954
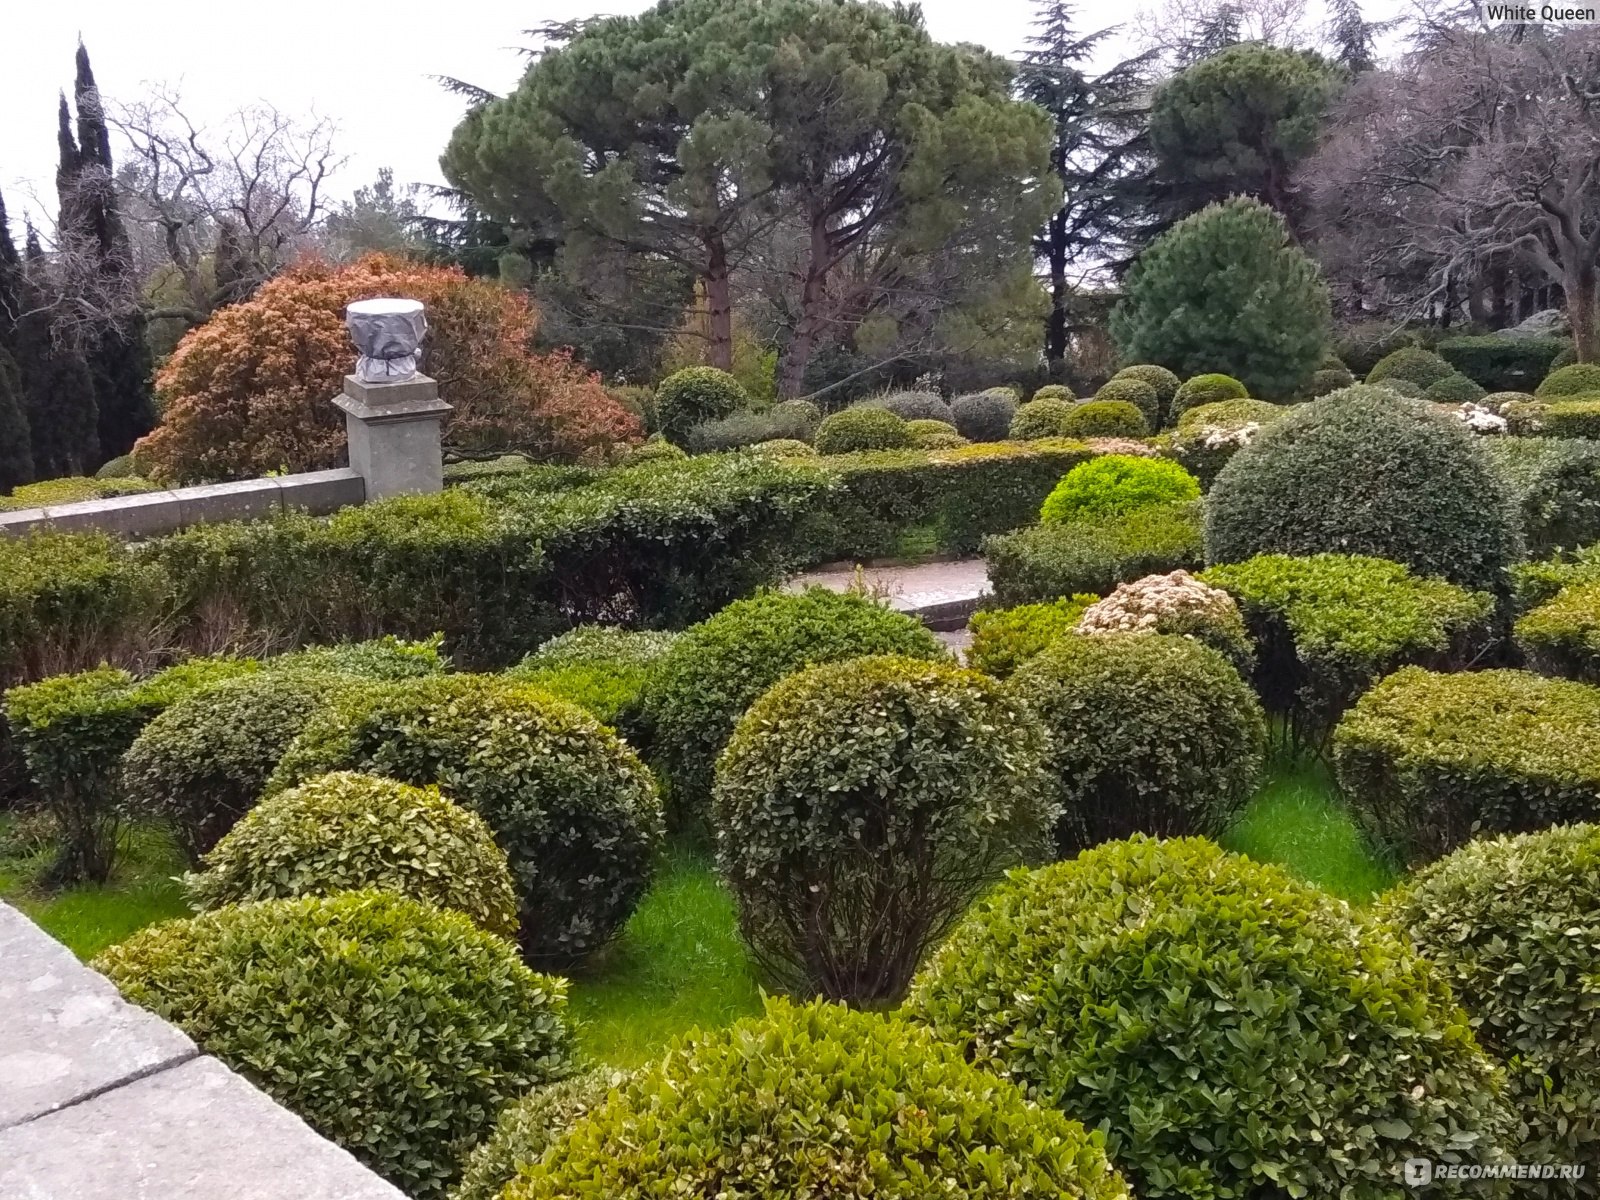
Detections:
136,254,640,483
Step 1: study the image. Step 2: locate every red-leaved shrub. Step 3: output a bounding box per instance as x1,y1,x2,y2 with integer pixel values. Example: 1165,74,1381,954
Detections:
137,255,640,483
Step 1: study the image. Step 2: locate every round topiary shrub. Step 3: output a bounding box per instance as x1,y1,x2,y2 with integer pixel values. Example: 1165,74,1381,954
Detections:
870,389,953,423
654,366,749,441
1425,373,1488,403
1059,399,1147,438
645,589,945,823
966,595,1098,678
904,417,967,449
950,390,1017,442
187,771,520,937
452,1069,628,1200
1031,382,1076,402
1095,376,1161,428
1171,372,1248,420
1375,377,1424,398
1307,364,1356,396
1366,346,1455,389
1008,397,1075,439
95,891,576,1199
506,996,1132,1200
813,406,912,454
1040,454,1200,525
1007,633,1264,850
122,670,364,862
1167,397,1286,485
1076,569,1254,675
713,655,1054,1003
622,434,688,465
1381,825,1600,1188
771,397,821,428
268,674,663,966
1537,361,1600,398
1482,390,1535,411
906,836,1515,1200
1112,363,1181,424
508,625,676,747
1205,386,1520,593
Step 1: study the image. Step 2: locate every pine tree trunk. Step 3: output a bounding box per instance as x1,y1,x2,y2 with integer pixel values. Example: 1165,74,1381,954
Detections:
1045,208,1068,364
778,220,832,399
704,237,734,372
1568,264,1600,363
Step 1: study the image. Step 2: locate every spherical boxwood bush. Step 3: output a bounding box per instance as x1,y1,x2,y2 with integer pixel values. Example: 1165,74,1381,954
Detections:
269,674,663,966
507,625,677,746
1059,399,1147,439
1008,396,1076,439
187,771,520,937
506,997,1133,1200
654,366,749,441
95,891,575,1199
772,397,822,427
1171,371,1247,420
750,437,816,456
452,1069,628,1200
1112,363,1181,424
1077,569,1254,675
1031,382,1075,402
1537,362,1600,398
950,390,1017,442
621,434,688,465
1425,373,1488,404
1366,346,1455,389
1167,397,1286,486
871,389,953,423
122,670,363,862
813,405,912,454
1381,825,1600,1187
966,595,1098,678
906,837,1515,1200
714,655,1054,1003
645,588,944,823
1205,386,1520,594
1007,633,1264,851
1095,376,1161,428
1041,454,1201,525
1375,377,1425,398
904,417,967,449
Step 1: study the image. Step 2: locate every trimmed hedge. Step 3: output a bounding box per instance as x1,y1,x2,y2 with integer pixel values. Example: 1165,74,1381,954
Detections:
1170,372,1247,420
985,501,1205,607
713,655,1053,1003
95,891,574,1200
269,673,664,966
1332,666,1600,863
1058,399,1147,438
507,997,1132,1200
1437,334,1566,392
1505,398,1600,439
1205,387,1520,594
1203,554,1493,746
1040,455,1199,524
1008,397,1075,439
187,771,520,937
0,475,160,511
1381,825,1600,1187
904,417,966,449
644,589,944,824
1480,436,1600,554
655,366,748,441
451,1070,627,1200
1514,544,1600,610
967,595,1096,678
814,406,911,454
1366,346,1455,389
1008,634,1265,851
1537,362,1600,398
1516,582,1600,681
907,836,1513,1200
949,390,1016,441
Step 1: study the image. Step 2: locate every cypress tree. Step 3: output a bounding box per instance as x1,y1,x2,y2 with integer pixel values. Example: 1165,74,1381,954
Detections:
0,188,36,489
18,225,99,477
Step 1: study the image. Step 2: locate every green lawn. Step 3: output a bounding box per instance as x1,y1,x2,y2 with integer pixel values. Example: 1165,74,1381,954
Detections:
0,754,1394,1066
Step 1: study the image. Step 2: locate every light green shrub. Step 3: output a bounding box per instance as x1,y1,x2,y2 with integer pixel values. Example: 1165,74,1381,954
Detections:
967,595,1097,677
1040,454,1200,524
1008,397,1076,439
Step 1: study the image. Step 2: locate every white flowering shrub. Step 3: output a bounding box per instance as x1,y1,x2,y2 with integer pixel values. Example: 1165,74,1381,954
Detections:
1077,570,1253,674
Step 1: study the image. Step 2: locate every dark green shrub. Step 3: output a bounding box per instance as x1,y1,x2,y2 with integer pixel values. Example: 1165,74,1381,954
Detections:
1333,666,1600,863
269,674,663,966
684,405,815,453
1076,568,1255,676
452,1070,627,1200
505,625,675,746
1094,376,1161,427
94,453,137,479
985,502,1204,606
1040,455,1199,524
906,836,1514,1200
1059,399,1147,438
508,997,1132,1200
1031,383,1075,402
714,655,1053,1003
869,389,953,423
1171,372,1247,419
1008,397,1075,439
950,391,1017,441
1367,346,1455,389
904,418,966,449
1437,334,1566,392
1165,397,1286,486
967,595,1097,677
1382,825,1600,1192
1205,387,1520,594
1537,362,1600,398
1515,582,1600,682
644,589,944,822
654,366,749,441
1508,398,1600,438
188,770,519,937
95,891,575,1199
1552,343,1579,370
1203,553,1493,746
1480,437,1600,554
1111,198,1331,400
1375,377,1424,398
813,406,911,454
1335,320,1420,377
1425,373,1488,403
1008,634,1264,850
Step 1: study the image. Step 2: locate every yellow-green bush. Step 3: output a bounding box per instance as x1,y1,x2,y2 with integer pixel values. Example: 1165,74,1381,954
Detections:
1040,455,1199,524
967,595,1097,677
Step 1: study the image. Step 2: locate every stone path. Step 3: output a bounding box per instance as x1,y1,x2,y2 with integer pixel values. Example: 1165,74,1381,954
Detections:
0,903,402,1200
788,558,989,632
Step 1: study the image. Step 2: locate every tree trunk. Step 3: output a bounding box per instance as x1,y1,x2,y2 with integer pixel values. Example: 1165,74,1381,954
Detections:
1045,208,1068,364
1569,264,1600,362
704,236,733,371
778,218,834,399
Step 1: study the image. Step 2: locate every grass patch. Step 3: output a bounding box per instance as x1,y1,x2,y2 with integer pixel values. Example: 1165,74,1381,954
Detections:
566,844,761,1067
1222,754,1400,904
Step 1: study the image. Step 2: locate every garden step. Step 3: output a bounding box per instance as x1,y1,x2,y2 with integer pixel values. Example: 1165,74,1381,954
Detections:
787,558,989,631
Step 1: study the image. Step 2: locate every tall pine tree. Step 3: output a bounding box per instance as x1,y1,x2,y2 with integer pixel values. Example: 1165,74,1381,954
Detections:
0,187,37,490
57,43,154,464
18,224,99,477
1019,0,1155,365
1324,0,1381,75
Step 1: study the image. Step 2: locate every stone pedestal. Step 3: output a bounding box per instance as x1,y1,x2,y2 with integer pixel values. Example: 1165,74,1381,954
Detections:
332,374,452,500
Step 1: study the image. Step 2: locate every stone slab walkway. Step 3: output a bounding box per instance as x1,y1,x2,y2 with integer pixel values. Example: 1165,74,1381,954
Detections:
0,903,403,1200
788,558,989,631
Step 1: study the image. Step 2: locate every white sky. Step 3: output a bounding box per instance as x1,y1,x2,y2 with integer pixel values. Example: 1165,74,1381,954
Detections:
2,0,1409,233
